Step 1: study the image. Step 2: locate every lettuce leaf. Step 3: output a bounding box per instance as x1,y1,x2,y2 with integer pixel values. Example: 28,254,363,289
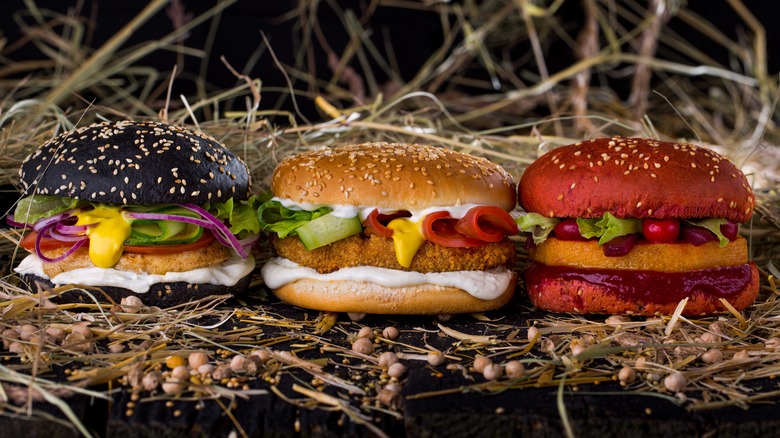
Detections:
207,195,264,239
685,218,729,247
256,199,333,238
515,213,560,245
13,195,81,224
577,212,641,245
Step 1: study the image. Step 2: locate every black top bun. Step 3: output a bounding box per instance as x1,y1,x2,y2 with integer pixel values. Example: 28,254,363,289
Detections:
19,120,250,205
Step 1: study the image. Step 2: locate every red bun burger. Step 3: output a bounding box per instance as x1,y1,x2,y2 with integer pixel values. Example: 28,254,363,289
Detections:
11,121,260,306
516,136,758,315
258,142,519,315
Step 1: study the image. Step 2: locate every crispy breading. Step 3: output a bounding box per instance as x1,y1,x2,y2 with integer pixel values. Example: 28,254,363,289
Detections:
272,234,516,274
41,242,230,276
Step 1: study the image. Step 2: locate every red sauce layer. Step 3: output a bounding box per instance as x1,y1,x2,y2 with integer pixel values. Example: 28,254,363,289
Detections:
524,263,753,303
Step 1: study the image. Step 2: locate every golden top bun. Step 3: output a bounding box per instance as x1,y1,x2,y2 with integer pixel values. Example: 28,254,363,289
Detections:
272,142,516,211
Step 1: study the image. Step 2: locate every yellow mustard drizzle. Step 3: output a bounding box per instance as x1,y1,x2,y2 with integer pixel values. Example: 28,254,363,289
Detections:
387,217,426,268
75,206,131,268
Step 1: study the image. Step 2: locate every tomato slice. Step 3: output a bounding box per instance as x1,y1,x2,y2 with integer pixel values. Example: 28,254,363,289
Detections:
20,230,216,255
20,231,74,251
454,206,518,242
421,211,486,247
124,231,215,254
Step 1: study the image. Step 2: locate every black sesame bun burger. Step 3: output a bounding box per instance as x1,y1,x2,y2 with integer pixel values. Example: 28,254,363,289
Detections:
257,142,519,315
10,120,260,306
516,136,759,316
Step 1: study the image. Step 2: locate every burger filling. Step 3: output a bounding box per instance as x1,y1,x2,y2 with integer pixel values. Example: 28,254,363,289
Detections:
257,197,518,269
10,194,262,269
516,212,739,256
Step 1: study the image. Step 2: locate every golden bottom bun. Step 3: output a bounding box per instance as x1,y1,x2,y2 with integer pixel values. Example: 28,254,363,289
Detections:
272,273,517,315
525,262,759,316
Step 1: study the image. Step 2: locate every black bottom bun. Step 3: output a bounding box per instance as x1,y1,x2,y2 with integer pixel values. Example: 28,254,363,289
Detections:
20,273,252,307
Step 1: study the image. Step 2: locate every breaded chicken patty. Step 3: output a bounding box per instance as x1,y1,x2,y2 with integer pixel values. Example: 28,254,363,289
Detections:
272,234,516,274
42,242,231,277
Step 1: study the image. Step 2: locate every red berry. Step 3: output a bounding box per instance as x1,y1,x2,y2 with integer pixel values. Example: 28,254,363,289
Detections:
642,218,680,242
720,221,739,241
553,218,585,240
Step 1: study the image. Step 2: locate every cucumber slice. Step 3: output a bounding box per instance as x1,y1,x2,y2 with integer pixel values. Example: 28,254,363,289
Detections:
126,221,203,246
295,213,362,250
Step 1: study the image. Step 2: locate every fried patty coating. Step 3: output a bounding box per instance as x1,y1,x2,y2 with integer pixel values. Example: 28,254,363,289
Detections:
41,242,231,277
272,234,516,274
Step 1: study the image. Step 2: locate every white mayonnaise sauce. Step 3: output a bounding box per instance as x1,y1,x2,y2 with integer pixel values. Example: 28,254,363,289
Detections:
15,254,256,294
272,197,481,222
261,257,513,300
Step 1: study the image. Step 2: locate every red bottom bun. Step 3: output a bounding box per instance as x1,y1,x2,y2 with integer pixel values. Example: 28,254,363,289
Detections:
273,275,517,315
524,262,760,315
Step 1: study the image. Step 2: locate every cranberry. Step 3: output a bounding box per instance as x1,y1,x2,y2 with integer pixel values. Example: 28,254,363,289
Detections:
641,218,680,242
720,221,739,241
680,226,717,246
602,234,640,257
553,218,585,240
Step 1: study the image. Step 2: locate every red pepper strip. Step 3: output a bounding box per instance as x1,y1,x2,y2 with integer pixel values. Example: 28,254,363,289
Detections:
421,211,486,248
454,206,518,242
362,209,411,238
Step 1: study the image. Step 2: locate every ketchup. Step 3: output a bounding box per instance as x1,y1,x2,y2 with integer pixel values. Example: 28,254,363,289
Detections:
525,263,752,303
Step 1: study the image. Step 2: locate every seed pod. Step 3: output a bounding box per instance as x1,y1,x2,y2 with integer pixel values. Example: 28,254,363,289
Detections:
71,324,93,339
212,364,233,381
120,295,144,313
171,365,190,381
427,351,445,366
377,388,402,410
605,315,630,327
2,329,20,349
570,343,586,357
18,324,38,341
230,355,246,372
732,350,749,361
378,351,399,368
618,366,637,384
188,352,209,369
698,332,718,343
473,355,492,373
352,337,374,355
197,364,216,376
387,362,407,378
483,363,503,381
250,349,272,364
505,361,525,379
142,371,163,391
162,380,186,395
766,337,780,349
8,341,23,354
701,349,723,364
663,373,687,393
526,326,539,341
109,343,126,354
383,383,401,393
63,332,92,353
357,326,375,340
347,312,366,322
45,327,66,343
382,326,399,341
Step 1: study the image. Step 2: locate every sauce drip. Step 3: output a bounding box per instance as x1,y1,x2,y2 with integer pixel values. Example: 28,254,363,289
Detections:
525,263,752,303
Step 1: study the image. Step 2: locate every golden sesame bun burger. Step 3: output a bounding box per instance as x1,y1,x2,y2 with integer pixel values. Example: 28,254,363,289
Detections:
10,121,260,306
258,142,519,315
516,136,759,316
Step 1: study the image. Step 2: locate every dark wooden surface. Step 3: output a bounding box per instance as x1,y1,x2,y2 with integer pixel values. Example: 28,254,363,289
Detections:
3,292,780,438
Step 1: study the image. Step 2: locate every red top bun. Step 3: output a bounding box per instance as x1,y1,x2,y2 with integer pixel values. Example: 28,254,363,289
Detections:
518,137,755,222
